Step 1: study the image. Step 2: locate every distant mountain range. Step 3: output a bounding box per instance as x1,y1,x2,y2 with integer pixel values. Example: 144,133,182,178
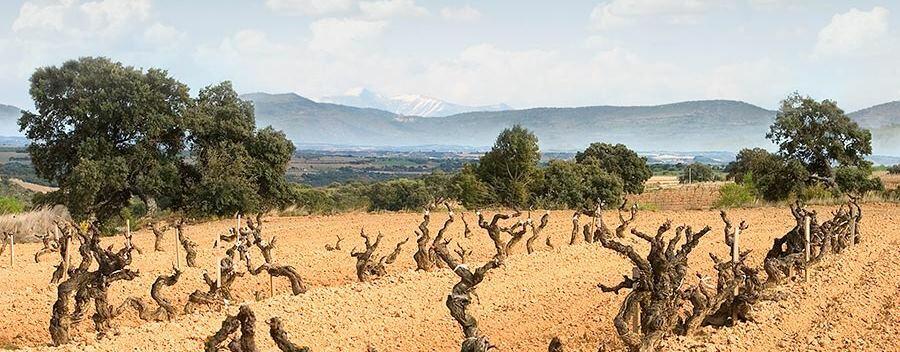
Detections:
321,88,511,117
2,95,900,156
0,104,23,137
241,92,900,155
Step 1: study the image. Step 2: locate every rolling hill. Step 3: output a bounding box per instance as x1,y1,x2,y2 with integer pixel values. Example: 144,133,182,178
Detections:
0,104,22,137
245,92,777,152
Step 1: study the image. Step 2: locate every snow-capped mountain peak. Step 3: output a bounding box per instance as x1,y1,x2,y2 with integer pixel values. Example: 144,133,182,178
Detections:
321,88,511,117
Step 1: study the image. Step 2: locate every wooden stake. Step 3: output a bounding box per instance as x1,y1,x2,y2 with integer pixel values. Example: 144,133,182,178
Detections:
269,274,274,298
8,234,12,267
732,226,741,264
236,214,241,231
215,256,221,289
803,216,811,280
62,235,70,276
175,226,181,270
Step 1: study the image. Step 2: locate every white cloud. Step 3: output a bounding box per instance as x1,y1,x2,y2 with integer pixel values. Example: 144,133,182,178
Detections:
814,7,891,57
143,22,186,48
308,18,388,54
589,0,719,30
359,0,428,19
440,5,481,22
264,0,354,16
12,0,152,39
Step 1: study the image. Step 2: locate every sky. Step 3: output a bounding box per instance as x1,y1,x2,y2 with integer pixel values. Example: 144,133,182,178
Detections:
0,0,898,111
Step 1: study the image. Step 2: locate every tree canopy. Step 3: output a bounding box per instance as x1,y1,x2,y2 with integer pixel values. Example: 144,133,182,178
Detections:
477,125,540,207
575,142,651,194
767,93,872,178
20,57,294,223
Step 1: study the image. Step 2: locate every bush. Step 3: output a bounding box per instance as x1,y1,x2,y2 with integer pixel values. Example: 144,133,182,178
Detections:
575,143,651,194
797,184,833,202
887,164,900,175
678,163,718,183
714,183,756,208
367,179,431,211
835,165,884,195
0,196,24,214
532,160,623,209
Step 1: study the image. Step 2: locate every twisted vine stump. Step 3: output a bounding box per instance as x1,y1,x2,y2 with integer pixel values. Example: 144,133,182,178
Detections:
351,229,408,282
106,267,184,322
526,211,550,254
246,261,308,296
205,305,258,352
460,212,473,238
681,212,762,334
49,223,74,285
324,235,342,251
476,209,521,263
615,203,638,238
180,235,198,268
150,221,169,252
34,231,60,263
597,220,712,352
413,204,455,271
568,212,580,245
503,219,529,255
49,222,140,345
268,317,310,352
184,257,244,314
455,243,472,263
433,238,501,352
548,337,564,352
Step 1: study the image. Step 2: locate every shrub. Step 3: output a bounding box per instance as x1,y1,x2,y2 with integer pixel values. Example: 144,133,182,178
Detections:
575,143,651,194
0,196,24,214
367,179,431,211
678,163,718,183
887,164,900,175
714,183,756,208
835,165,884,195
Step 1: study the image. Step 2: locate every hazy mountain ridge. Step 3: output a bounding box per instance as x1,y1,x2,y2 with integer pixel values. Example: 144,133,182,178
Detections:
244,92,779,152
0,104,23,137
322,88,511,117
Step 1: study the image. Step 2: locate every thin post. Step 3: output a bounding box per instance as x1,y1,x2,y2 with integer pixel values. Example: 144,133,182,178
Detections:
175,226,181,270
8,234,12,267
732,225,741,295
62,235,70,275
270,245,277,296
215,256,221,289
803,216,811,280
732,226,740,264
236,214,241,231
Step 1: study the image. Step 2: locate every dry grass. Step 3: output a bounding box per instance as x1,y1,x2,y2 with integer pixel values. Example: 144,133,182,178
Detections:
0,205,70,243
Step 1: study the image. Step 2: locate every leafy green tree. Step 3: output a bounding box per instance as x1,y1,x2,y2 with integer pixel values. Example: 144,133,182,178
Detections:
533,160,623,209
834,165,883,195
575,143,651,194
20,57,190,222
451,164,492,208
888,164,900,175
726,148,808,201
678,163,718,183
477,125,540,207
182,82,295,216
368,178,430,211
21,58,294,224
767,93,872,178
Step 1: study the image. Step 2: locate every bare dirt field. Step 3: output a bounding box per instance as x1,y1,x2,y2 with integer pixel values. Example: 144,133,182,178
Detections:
1,204,899,351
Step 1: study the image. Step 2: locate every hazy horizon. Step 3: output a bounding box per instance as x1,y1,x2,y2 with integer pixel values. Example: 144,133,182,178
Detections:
1,1,899,112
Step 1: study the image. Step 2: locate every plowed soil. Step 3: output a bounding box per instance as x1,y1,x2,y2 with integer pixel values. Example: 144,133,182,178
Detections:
1,204,898,351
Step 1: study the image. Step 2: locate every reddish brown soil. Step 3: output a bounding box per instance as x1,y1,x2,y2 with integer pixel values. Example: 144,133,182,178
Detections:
1,204,898,351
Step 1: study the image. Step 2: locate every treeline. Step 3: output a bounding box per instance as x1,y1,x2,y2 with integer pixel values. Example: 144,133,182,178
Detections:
716,93,889,207
288,126,652,213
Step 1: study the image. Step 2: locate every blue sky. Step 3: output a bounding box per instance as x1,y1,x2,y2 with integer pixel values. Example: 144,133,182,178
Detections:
1,0,898,111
